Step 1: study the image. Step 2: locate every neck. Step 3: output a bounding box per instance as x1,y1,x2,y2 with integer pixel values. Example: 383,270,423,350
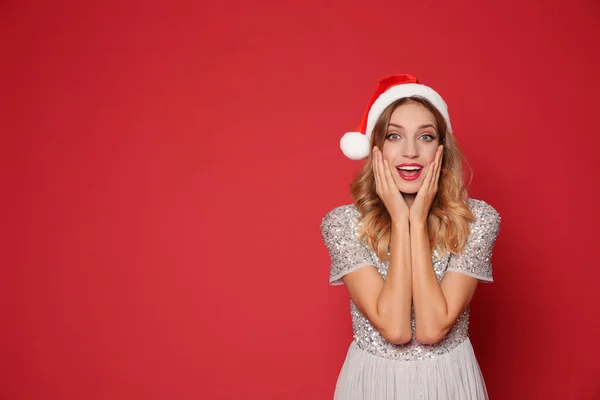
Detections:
402,193,416,208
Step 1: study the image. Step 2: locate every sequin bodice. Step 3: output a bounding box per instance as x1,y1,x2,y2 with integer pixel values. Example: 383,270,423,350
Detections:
348,250,469,361
320,199,500,361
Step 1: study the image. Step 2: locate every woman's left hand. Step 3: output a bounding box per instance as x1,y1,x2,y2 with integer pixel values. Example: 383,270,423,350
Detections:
410,145,443,225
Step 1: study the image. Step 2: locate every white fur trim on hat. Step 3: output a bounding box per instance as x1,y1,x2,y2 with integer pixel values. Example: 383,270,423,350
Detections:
340,131,370,160
365,83,452,140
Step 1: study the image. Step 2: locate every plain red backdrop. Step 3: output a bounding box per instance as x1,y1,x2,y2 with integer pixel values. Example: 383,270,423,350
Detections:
3,0,600,399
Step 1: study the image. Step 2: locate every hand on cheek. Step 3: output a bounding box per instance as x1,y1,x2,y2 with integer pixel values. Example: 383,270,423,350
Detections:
409,145,443,224
372,146,410,222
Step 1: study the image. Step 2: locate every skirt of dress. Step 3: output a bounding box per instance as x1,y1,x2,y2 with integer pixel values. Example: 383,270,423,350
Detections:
333,338,488,400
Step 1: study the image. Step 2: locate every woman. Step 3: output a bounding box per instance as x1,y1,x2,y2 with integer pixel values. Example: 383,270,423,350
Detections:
320,74,500,399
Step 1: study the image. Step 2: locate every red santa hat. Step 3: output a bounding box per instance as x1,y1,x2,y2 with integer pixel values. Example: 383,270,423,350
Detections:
340,74,453,160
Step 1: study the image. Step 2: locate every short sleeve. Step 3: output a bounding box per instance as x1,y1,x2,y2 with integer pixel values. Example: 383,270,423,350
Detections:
320,205,375,285
446,199,501,282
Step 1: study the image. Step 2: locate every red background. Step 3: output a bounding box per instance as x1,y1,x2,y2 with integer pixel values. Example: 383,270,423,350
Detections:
4,1,599,399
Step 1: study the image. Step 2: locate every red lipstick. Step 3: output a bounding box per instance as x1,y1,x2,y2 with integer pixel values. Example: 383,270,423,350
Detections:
396,163,423,181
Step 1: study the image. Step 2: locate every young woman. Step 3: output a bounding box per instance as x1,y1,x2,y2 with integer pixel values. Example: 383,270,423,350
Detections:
320,74,500,399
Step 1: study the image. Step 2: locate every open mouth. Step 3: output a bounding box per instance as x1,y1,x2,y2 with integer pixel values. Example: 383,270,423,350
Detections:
396,165,423,181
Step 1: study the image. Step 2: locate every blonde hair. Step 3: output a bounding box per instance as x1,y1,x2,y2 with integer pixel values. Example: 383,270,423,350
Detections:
350,97,474,261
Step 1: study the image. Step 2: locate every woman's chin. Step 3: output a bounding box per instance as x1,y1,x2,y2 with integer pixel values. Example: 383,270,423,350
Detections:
395,182,421,194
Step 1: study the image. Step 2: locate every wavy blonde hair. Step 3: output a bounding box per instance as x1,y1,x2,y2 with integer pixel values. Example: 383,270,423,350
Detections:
350,97,475,261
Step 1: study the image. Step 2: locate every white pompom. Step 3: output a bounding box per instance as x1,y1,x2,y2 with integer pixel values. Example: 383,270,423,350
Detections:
340,131,370,160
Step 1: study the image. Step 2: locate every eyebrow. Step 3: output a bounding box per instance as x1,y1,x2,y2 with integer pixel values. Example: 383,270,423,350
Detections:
388,123,437,131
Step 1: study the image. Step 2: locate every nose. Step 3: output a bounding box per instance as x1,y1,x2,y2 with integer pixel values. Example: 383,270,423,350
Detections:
403,139,419,159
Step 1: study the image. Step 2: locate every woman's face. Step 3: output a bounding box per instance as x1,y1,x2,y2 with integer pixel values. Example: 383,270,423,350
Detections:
381,102,441,194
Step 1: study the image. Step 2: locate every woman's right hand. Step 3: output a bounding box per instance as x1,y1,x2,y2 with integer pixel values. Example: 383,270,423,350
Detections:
372,146,409,223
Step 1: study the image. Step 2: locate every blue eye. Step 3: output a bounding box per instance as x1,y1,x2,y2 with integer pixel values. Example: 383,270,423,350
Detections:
420,134,435,141
386,133,401,140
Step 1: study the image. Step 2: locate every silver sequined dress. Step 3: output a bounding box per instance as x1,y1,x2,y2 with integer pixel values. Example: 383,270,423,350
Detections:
320,198,500,400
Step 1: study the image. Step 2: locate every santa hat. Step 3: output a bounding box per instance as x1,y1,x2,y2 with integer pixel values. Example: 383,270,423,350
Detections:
340,74,452,160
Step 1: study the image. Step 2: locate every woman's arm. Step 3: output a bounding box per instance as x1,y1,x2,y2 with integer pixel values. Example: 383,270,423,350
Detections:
409,147,500,344
410,222,478,344
342,147,413,345
411,200,501,344
343,217,412,345
408,145,478,344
